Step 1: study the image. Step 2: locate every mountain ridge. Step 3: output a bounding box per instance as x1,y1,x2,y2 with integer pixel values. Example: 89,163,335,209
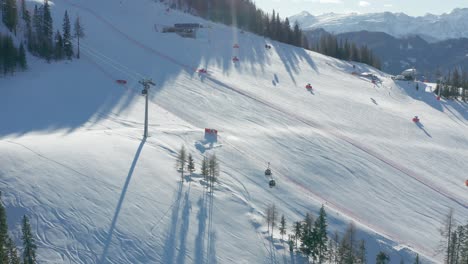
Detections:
290,8,468,41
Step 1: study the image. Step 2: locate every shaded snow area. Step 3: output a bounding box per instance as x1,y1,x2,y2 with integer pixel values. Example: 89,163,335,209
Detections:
1,0,467,263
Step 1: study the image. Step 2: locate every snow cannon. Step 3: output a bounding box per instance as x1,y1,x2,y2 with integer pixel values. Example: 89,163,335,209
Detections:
305,84,313,90
233,44,239,48
232,56,239,63
412,116,420,123
116,79,127,85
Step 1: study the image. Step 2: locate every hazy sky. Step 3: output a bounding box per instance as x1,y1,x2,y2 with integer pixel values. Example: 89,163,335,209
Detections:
253,0,468,17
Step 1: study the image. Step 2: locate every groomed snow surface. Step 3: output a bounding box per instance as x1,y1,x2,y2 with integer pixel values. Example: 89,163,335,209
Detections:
1,0,467,263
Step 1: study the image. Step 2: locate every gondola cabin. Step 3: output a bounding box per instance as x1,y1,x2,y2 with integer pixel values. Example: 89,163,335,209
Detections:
269,179,276,188
265,168,271,176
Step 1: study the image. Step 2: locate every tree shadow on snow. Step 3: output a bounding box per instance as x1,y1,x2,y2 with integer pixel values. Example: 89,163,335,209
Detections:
99,137,146,263
175,188,192,264
162,180,184,264
194,185,217,264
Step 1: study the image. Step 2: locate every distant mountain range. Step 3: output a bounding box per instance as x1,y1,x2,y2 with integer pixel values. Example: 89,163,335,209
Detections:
290,8,468,42
303,29,468,76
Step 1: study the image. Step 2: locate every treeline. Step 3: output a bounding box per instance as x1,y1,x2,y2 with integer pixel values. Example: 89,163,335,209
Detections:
434,69,468,101
0,34,27,75
170,0,309,48
267,204,400,263
1,0,85,76
20,0,84,61
440,209,468,264
0,192,37,264
310,33,382,70
168,0,383,69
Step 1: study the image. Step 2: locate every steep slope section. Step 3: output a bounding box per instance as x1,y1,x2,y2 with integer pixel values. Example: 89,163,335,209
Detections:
0,0,467,263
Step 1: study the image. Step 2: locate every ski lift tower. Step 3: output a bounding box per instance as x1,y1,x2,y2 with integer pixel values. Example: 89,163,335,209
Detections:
139,78,155,138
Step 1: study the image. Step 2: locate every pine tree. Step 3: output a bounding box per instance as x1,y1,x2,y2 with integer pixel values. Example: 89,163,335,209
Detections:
31,5,41,54
300,213,314,258
22,215,37,264
23,8,33,51
7,237,21,264
293,221,301,249
288,234,294,252
270,204,277,238
414,254,420,264
328,231,340,264
293,22,301,46
187,153,195,176
176,145,186,181
62,10,73,60
73,15,85,59
54,30,64,60
339,222,357,264
2,0,18,34
440,209,455,264
279,215,286,240
0,191,8,263
356,239,366,264
208,154,219,192
18,43,27,70
42,0,53,62
315,205,328,263
265,205,272,234
376,251,390,264
201,156,209,182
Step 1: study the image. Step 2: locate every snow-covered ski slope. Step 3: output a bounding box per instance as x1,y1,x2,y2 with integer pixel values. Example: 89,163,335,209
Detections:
1,0,467,263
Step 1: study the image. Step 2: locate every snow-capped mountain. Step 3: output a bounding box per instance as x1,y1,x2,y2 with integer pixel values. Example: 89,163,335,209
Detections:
290,8,468,41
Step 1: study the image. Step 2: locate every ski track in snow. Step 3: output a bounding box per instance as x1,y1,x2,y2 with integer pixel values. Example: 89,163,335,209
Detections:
2,1,465,263
50,0,465,260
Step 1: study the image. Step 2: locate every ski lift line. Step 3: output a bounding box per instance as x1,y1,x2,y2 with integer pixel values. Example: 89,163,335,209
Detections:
218,136,435,260
79,41,145,79
79,41,142,78
79,45,139,80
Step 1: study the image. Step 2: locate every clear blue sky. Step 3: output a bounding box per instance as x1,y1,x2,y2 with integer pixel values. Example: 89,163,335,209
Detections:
253,0,468,17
